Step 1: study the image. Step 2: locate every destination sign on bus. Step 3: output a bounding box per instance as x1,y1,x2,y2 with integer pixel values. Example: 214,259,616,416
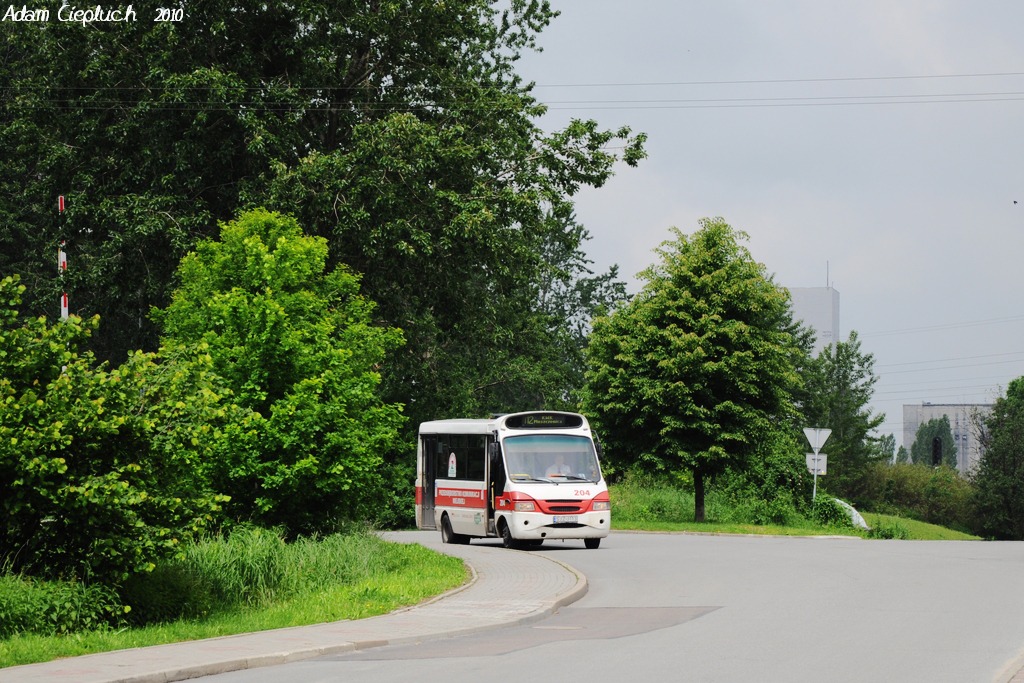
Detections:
506,412,583,429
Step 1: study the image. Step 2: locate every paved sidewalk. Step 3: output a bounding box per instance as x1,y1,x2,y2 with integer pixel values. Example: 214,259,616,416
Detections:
0,533,587,683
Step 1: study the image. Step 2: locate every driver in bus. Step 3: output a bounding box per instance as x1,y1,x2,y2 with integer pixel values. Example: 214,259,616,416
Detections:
545,454,572,477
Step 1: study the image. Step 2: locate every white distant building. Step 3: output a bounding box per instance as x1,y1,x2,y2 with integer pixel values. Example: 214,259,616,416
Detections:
788,287,840,356
902,403,992,474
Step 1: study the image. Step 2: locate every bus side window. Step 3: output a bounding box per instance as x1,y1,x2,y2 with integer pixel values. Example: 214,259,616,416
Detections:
433,439,452,479
465,437,485,481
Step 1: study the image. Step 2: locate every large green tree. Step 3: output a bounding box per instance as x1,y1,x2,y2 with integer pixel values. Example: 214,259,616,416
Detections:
155,209,406,534
972,378,1024,539
1,2,643,426
798,331,886,502
582,218,806,521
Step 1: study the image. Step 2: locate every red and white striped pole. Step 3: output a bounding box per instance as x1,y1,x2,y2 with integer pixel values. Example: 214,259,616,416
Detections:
58,195,68,321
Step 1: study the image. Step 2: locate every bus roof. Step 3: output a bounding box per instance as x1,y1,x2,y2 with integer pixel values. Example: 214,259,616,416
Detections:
418,411,590,435
418,418,497,435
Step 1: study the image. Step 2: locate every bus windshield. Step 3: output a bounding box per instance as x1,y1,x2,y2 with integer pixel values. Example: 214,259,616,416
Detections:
503,434,601,483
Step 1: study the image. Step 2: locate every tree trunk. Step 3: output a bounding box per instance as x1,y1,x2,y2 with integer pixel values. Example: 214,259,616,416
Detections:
694,469,706,522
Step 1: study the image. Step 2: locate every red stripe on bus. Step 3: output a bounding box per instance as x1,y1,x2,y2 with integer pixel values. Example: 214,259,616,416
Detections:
435,487,486,509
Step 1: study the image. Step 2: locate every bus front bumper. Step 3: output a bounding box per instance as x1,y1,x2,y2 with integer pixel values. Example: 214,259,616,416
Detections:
505,510,611,541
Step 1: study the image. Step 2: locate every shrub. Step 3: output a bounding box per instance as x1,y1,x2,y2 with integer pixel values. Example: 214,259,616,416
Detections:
811,496,854,529
867,520,910,540
119,564,216,626
860,462,974,531
716,430,811,526
0,574,126,637
0,276,225,584
727,492,803,527
609,471,694,523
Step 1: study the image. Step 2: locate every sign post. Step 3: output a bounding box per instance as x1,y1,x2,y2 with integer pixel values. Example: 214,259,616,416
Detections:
803,427,832,501
58,196,67,320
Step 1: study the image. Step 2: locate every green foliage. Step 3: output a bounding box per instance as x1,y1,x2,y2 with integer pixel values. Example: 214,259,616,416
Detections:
607,472,698,524
2,533,467,664
583,218,805,521
858,462,974,531
866,519,910,540
119,527,456,627
798,331,886,500
717,429,811,526
810,496,854,529
0,276,224,584
0,574,125,637
862,513,978,541
910,416,958,468
972,377,1024,539
156,210,406,534
1,1,644,434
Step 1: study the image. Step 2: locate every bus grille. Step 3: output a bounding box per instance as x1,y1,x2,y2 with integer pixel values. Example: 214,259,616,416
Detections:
548,505,582,513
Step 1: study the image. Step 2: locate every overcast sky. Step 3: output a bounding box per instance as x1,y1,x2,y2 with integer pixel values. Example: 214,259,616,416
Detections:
516,1,1024,445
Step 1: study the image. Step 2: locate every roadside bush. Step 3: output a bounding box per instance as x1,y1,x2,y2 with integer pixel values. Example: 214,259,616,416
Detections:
119,564,216,626
726,493,804,527
860,462,974,531
867,519,910,540
609,471,694,523
811,496,854,529
717,430,811,526
0,574,126,637
0,276,225,585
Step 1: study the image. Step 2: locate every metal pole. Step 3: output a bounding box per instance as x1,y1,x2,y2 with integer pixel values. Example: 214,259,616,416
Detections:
58,196,67,320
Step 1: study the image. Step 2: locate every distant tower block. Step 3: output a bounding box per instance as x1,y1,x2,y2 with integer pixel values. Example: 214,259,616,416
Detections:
789,287,840,356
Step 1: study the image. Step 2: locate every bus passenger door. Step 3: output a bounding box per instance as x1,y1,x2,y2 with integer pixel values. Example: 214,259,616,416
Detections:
487,440,506,535
419,436,440,529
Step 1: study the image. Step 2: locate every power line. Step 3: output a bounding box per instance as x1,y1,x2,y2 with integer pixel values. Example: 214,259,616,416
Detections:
862,314,1024,338
877,351,1024,369
531,71,1024,88
544,96,1024,111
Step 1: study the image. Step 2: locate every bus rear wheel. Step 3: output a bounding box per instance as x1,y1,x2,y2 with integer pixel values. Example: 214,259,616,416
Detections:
441,515,469,545
584,538,601,549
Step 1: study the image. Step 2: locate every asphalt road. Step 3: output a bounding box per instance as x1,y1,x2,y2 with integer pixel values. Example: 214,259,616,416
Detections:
201,531,1024,683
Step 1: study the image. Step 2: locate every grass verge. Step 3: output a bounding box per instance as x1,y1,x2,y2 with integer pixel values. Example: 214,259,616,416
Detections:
0,531,466,669
862,513,979,541
610,481,981,541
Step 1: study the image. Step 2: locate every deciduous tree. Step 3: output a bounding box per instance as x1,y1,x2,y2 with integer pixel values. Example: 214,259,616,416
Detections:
972,378,1024,539
155,209,405,534
582,218,805,521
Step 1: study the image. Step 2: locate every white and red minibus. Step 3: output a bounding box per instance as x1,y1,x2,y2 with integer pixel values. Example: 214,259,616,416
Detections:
415,411,611,549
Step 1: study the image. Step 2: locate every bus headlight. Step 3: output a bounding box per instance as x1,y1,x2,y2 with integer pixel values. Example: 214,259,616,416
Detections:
592,501,611,511
514,501,536,512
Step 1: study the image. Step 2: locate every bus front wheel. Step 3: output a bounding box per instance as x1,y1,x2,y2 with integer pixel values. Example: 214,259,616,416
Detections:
584,538,601,549
500,522,522,550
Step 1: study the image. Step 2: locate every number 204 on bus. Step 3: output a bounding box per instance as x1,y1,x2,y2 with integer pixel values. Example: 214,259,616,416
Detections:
415,411,611,549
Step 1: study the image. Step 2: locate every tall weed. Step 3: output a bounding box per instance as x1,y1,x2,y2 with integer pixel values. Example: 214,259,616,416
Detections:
0,574,125,637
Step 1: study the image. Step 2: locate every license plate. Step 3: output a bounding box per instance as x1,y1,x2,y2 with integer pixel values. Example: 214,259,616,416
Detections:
553,515,578,523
